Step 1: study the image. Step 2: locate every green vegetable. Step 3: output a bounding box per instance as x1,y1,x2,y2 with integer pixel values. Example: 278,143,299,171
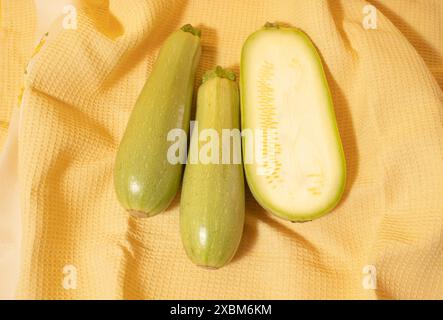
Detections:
114,24,201,217
180,67,245,269
240,23,346,222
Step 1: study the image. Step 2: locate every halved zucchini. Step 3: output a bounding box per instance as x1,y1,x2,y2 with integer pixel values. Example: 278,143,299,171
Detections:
240,23,346,222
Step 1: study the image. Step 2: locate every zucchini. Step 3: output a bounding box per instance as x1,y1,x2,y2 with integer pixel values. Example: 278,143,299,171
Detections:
114,24,201,217
240,23,346,222
180,67,245,269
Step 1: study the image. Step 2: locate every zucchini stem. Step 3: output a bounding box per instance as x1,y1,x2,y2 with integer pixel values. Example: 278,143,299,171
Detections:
181,24,202,38
264,22,280,29
203,66,236,83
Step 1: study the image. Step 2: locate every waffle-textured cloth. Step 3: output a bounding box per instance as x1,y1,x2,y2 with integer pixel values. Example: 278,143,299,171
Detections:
0,0,442,299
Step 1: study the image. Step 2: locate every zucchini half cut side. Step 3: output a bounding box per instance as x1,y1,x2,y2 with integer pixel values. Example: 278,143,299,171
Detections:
240,23,346,222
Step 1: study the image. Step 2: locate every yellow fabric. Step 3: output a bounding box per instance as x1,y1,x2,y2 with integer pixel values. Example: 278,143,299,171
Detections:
0,0,442,299
0,108,21,300
0,1,36,148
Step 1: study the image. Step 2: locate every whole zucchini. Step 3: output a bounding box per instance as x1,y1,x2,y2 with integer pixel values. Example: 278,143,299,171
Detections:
180,67,245,269
114,24,202,217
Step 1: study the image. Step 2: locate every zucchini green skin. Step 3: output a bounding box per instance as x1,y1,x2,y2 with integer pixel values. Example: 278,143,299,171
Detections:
240,24,346,222
180,67,245,269
114,25,201,217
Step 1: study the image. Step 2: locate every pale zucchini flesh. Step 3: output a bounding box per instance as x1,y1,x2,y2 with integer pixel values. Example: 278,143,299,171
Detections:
241,24,346,221
180,67,245,269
